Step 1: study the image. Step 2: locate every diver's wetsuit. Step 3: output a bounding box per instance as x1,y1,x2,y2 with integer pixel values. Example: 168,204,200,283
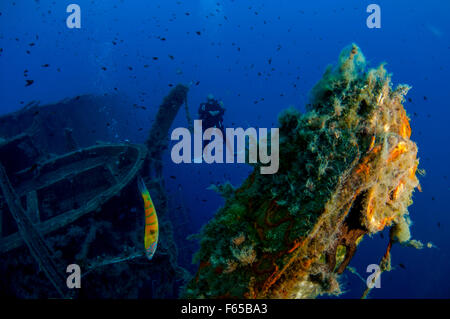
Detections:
198,98,225,133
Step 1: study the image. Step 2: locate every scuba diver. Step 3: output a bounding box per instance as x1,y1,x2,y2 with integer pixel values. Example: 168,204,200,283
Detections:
196,94,235,161
198,94,225,133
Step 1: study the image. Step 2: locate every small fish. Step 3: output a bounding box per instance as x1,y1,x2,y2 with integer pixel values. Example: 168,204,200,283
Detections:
25,80,34,87
398,263,406,269
137,176,159,260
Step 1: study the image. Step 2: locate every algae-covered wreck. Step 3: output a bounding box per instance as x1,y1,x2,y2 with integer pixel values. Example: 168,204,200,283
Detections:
185,44,422,299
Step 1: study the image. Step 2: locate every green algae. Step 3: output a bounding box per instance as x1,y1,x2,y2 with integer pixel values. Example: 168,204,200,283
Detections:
184,44,420,299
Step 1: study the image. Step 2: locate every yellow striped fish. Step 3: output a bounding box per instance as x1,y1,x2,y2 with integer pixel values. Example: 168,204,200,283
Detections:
137,176,159,260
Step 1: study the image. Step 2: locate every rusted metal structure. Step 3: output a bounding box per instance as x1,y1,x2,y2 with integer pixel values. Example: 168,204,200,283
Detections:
0,84,190,298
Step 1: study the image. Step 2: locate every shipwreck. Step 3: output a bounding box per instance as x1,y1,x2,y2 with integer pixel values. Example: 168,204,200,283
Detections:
0,85,191,298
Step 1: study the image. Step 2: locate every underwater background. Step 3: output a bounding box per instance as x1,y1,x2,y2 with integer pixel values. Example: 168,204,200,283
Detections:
0,0,449,298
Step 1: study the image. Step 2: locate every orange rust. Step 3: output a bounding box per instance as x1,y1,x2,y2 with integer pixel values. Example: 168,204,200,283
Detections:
392,180,405,200
388,142,408,162
287,240,302,254
301,258,313,269
410,163,418,179
254,131,394,296
378,216,395,230
370,145,381,154
369,135,376,151
262,265,280,293
366,189,375,222
244,291,254,299
356,146,380,175
400,112,412,139
356,163,370,176
260,238,311,296
384,240,393,259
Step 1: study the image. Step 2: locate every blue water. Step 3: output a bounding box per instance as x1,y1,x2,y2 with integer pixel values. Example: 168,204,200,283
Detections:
1,0,449,298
